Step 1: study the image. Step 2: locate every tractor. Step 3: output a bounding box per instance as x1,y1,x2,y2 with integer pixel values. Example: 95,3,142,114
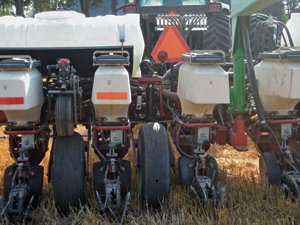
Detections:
124,0,231,62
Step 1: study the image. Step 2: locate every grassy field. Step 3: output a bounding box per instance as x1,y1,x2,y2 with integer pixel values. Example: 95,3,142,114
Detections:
1,127,300,225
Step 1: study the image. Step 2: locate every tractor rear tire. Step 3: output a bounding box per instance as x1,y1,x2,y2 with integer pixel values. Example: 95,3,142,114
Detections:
55,95,74,137
203,13,231,59
178,156,194,188
51,132,86,214
259,152,281,185
138,122,171,208
249,13,276,59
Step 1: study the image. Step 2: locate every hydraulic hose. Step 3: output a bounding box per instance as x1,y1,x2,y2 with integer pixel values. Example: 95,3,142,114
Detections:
162,62,182,91
254,19,294,59
162,89,180,102
162,62,182,81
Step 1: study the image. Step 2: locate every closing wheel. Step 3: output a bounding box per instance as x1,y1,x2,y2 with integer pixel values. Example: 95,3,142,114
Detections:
120,160,131,199
93,160,131,202
93,161,105,201
4,165,14,200
51,132,86,213
28,145,46,166
178,156,194,187
259,152,281,185
55,95,75,136
282,174,300,197
28,165,44,208
206,156,219,183
138,122,171,208
291,151,300,171
4,165,43,208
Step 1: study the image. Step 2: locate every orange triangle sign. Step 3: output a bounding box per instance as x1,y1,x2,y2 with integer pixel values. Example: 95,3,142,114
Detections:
151,26,191,63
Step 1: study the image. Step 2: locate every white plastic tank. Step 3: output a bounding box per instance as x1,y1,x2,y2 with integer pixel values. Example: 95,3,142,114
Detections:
0,11,144,77
0,58,44,126
255,50,300,115
92,53,131,122
177,53,229,117
285,13,300,49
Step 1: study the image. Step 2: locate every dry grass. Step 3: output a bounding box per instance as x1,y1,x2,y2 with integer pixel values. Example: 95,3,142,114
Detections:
1,126,300,225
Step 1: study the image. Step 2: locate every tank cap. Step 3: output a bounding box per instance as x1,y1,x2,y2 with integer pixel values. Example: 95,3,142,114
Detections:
93,51,130,66
0,58,41,70
258,49,300,61
182,51,225,64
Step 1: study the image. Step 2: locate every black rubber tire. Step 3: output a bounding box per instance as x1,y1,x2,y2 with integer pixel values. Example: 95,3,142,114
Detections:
178,155,218,187
259,152,281,185
283,174,300,197
55,95,74,137
203,13,231,59
28,146,46,166
28,165,44,208
138,122,171,208
51,132,86,214
93,161,106,201
206,156,219,183
3,165,14,201
292,152,300,171
249,13,270,58
178,156,194,188
120,160,131,199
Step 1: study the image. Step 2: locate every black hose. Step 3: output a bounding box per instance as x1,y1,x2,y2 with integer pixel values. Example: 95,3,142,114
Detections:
176,127,194,159
162,89,180,102
254,19,295,59
162,62,182,81
278,21,294,47
162,62,182,91
240,16,266,124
